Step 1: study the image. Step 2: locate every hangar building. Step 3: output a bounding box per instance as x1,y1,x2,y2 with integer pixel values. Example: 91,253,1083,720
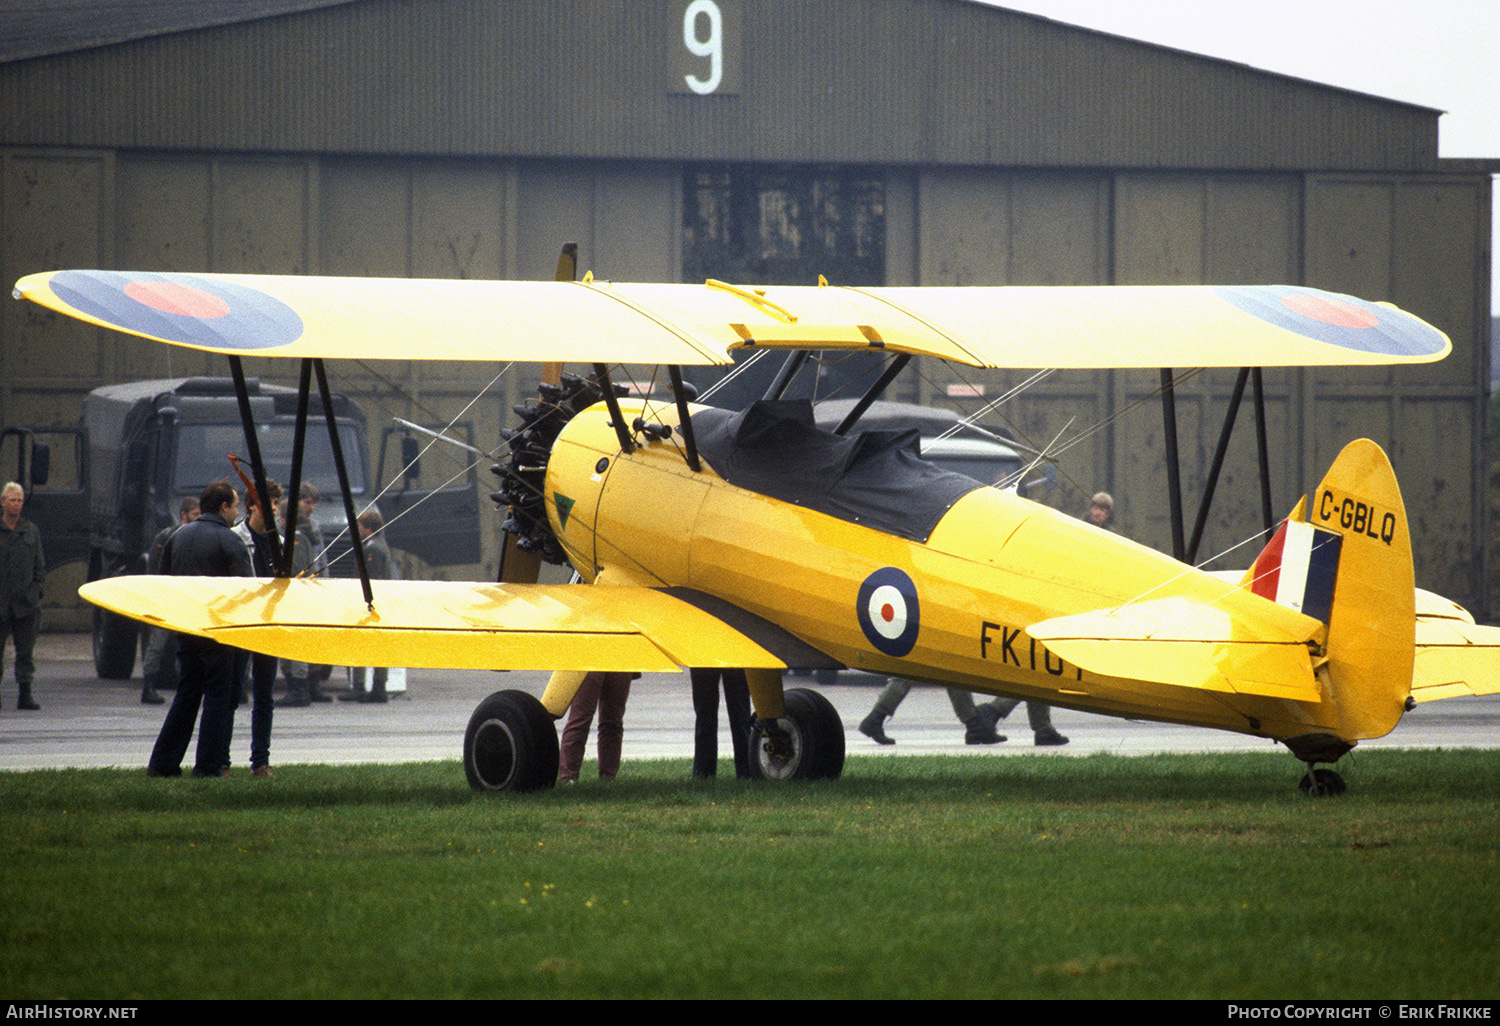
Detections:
1,0,1493,619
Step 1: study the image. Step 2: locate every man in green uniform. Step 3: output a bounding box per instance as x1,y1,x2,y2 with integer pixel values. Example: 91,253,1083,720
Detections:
0,482,45,711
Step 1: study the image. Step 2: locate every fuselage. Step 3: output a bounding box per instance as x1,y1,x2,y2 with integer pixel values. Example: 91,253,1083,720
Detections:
546,399,1343,742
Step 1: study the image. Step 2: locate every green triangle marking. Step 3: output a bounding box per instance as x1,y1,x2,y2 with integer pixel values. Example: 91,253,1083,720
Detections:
554,493,575,529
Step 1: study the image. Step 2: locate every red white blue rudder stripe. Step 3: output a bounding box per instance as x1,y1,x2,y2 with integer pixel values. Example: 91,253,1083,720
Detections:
1249,520,1342,623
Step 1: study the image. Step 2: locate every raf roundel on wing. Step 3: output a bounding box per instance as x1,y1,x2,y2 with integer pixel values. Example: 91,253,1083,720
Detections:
1211,284,1446,358
50,270,304,350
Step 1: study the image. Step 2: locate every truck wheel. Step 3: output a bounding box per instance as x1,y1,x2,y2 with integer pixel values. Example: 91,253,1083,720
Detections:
93,607,138,680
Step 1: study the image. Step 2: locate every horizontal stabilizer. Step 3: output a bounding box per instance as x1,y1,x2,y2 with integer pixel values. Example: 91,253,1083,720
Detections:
1412,616,1500,702
79,576,804,672
15,271,1449,370
1028,596,1320,701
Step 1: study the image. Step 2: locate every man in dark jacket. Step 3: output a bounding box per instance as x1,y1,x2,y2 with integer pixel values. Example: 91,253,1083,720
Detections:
0,481,45,711
147,480,251,777
139,496,199,705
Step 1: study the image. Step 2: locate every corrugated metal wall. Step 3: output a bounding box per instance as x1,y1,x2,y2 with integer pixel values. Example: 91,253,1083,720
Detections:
908,165,1491,605
0,0,1489,619
0,0,1439,170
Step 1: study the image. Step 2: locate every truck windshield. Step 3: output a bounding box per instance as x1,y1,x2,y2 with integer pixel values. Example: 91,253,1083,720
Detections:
172,422,368,495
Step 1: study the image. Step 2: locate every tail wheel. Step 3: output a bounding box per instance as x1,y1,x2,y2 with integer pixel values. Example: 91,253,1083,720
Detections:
1298,767,1347,797
464,690,559,792
748,687,846,781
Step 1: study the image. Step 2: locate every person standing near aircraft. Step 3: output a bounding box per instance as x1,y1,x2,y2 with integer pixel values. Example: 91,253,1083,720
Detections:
690,667,752,777
341,509,395,703
296,482,327,574
859,677,1005,746
989,495,1115,749
296,482,335,699
989,697,1068,746
233,482,290,776
147,481,250,777
1086,491,1114,531
557,671,634,782
272,494,320,709
140,496,200,705
984,498,1111,748
0,481,44,711
992,493,1118,748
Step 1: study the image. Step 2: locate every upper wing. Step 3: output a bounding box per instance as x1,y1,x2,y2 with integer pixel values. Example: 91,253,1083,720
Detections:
15,270,1448,369
79,575,821,672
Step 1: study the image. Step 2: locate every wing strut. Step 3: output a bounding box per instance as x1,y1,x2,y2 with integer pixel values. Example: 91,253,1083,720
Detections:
1182,367,1278,563
1187,367,1250,564
313,358,375,609
763,350,810,400
592,363,635,454
1161,365,1279,567
227,356,285,573
279,359,313,579
1159,369,1186,561
833,353,912,436
667,365,702,472
1251,368,1275,532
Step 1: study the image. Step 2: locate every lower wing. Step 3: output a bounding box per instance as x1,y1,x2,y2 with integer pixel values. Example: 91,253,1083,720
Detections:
80,576,832,673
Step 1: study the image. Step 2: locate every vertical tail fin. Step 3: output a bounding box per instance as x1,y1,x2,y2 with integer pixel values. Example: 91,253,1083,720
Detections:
1245,439,1414,744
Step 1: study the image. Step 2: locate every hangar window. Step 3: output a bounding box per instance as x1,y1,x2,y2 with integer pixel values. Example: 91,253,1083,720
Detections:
684,166,885,286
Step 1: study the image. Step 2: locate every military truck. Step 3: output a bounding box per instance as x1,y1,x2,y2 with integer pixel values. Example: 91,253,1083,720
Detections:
1,377,481,679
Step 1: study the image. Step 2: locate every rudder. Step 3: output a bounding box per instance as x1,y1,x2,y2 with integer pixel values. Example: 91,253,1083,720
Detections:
1248,439,1414,746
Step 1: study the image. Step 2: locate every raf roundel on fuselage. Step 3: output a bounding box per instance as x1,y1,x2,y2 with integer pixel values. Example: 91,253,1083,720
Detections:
858,567,921,658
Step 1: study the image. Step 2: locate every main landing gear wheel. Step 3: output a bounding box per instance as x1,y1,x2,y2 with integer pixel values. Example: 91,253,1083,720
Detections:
1298,767,1347,797
464,690,559,792
748,687,846,781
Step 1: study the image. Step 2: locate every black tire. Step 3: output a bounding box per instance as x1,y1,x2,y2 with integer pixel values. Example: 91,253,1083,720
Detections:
92,606,138,680
463,690,559,792
748,687,845,781
1298,767,1347,797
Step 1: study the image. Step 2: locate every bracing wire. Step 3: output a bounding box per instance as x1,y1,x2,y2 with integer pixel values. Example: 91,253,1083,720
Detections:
310,362,513,572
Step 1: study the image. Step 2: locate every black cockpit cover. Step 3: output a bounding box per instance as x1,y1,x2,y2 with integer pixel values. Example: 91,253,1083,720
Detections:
691,400,984,543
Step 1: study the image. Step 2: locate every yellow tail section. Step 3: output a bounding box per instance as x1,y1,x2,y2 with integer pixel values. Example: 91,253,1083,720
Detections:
1300,439,1416,743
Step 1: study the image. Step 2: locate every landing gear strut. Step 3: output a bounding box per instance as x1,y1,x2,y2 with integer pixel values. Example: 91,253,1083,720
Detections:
1284,733,1352,798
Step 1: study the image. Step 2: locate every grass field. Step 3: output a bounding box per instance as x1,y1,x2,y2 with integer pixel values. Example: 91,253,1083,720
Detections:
3,749,1498,1000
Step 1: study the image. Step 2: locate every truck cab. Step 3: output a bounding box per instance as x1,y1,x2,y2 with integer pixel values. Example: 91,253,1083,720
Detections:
4,377,481,678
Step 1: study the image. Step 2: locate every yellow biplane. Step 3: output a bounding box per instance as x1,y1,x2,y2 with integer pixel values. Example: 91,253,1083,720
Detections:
15,261,1500,795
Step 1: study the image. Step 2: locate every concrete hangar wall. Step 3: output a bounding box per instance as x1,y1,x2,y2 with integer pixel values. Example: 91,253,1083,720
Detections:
0,0,1493,614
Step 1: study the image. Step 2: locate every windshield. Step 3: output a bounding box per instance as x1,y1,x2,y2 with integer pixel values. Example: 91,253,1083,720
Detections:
171,422,368,495
920,452,1023,487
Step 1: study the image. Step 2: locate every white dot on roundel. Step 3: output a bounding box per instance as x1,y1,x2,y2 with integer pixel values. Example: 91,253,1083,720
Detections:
868,584,907,640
